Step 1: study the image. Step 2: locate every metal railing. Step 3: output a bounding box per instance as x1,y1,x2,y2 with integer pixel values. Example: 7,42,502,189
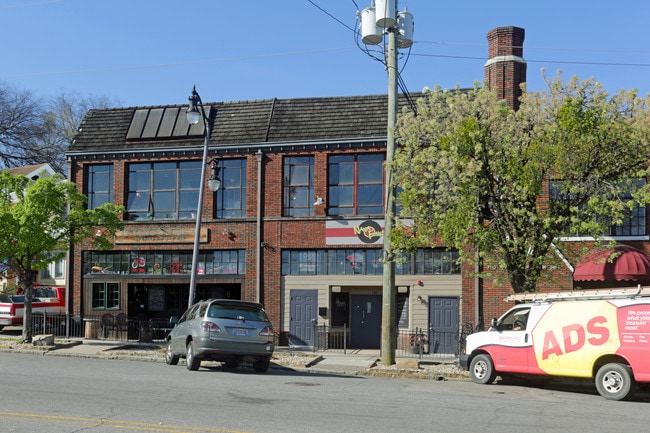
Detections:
28,313,172,343
312,323,478,360
25,314,481,355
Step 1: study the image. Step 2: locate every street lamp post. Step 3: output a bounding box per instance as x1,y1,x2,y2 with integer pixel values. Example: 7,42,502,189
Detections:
186,86,221,308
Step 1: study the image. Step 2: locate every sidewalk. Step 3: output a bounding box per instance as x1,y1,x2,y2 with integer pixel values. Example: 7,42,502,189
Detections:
0,331,467,379
44,338,467,379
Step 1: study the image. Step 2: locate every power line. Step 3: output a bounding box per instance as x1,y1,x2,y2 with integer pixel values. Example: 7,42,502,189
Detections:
411,52,650,68
306,0,650,67
416,40,650,55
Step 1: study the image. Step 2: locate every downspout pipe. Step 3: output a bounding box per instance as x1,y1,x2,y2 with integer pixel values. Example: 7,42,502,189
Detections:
256,150,263,303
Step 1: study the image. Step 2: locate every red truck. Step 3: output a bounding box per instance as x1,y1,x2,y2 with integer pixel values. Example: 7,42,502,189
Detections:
0,287,66,329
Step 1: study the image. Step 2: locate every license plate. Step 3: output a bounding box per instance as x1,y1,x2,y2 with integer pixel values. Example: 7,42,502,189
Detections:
233,328,247,336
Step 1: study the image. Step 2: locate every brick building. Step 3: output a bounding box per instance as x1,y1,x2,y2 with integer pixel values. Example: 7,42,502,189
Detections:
69,25,646,349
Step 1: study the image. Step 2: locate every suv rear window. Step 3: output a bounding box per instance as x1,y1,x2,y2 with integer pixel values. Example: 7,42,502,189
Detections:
207,303,269,322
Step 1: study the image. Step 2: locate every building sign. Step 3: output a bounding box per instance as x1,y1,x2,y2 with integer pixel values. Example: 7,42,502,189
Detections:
326,220,384,245
115,227,208,244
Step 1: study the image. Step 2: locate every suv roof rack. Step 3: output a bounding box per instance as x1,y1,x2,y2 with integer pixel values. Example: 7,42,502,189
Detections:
506,284,650,303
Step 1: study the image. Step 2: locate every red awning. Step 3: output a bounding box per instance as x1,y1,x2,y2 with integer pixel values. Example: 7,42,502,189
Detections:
573,245,650,282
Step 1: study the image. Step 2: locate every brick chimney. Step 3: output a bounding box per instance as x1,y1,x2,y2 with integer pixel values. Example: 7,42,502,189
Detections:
484,26,526,110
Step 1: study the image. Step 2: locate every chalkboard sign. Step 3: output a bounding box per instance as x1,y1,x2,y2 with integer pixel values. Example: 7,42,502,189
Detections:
396,293,409,328
149,287,165,311
330,292,349,327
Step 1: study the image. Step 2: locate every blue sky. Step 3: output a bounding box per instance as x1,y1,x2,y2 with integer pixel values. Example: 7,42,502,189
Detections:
2,0,649,108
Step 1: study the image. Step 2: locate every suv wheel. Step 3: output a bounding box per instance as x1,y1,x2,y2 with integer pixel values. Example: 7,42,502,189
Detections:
224,360,240,369
186,342,201,371
165,340,179,365
253,357,271,373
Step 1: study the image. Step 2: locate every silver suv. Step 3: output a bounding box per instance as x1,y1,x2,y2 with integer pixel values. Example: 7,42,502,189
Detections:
165,299,275,372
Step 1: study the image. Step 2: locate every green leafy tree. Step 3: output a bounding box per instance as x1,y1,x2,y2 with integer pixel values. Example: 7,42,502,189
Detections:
0,171,124,342
392,75,650,293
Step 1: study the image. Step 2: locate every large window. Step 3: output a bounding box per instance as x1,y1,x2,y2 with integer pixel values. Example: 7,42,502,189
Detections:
83,250,246,276
91,282,120,310
215,159,247,218
87,164,113,209
283,156,314,216
328,153,384,216
550,179,646,237
126,161,201,220
281,248,459,276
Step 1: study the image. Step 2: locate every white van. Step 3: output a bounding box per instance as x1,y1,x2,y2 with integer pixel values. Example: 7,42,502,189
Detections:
459,286,650,400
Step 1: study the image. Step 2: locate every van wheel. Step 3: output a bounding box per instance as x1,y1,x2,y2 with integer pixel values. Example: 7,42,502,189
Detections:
469,354,497,384
186,342,201,371
595,363,635,400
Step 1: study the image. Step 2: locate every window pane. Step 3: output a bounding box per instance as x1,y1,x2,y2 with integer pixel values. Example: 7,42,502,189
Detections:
358,161,383,183
180,162,201,189
283,156,313,217
358,185,383,206
153,191,176,218
129,168,151,191
92,282,105,309
88,165,113,209
179,190,198,212
154,169,176,190
127,192,150,211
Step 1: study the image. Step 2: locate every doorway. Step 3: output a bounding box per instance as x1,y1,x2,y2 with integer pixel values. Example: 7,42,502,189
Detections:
428,296,459,355
350,294,382,349
289,289,318,348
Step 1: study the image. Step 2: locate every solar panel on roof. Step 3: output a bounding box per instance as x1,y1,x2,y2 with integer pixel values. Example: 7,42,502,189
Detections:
126,107,208,140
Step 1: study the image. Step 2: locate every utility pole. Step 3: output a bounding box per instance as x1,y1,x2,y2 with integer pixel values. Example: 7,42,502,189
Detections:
358,0,413,366
381,22,398,366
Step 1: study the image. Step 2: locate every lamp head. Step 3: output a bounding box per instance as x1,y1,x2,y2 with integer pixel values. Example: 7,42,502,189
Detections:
186,85,202,125
208,159,221,192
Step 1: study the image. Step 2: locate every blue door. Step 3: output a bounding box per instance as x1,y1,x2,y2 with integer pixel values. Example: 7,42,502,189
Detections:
428,296,459,354
289,289,317,348
350,294,382,349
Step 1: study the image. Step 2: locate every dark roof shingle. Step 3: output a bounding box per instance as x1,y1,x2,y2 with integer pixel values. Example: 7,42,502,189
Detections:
69,93,419,155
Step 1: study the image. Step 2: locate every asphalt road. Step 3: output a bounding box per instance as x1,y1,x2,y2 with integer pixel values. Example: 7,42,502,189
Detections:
2,351,650,433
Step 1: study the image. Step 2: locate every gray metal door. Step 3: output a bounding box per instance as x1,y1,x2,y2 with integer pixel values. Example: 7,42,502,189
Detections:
428,296,459,354
289,289,317,348
350,294,382,349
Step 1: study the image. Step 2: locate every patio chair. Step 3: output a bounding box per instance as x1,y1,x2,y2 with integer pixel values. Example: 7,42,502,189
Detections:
100,313,115,338
115,313,129,340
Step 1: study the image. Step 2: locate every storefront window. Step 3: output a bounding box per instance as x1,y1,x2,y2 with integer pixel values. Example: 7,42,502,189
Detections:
83,250,246,276
282,248,459,276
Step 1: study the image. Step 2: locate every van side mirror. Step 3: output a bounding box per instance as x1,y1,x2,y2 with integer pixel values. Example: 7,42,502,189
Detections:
169,316,179,326
490,318,501,330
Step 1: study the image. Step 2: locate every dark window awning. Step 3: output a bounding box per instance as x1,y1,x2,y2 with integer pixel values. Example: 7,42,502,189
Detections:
574,245,650,282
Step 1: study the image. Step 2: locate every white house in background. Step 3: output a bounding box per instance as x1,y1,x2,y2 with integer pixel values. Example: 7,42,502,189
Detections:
0,163,66,291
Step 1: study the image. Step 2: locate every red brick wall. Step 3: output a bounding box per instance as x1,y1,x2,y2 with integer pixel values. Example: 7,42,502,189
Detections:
484,26,526,110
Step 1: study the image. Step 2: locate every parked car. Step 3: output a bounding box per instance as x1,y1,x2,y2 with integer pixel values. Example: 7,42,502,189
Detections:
165,299,275,372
